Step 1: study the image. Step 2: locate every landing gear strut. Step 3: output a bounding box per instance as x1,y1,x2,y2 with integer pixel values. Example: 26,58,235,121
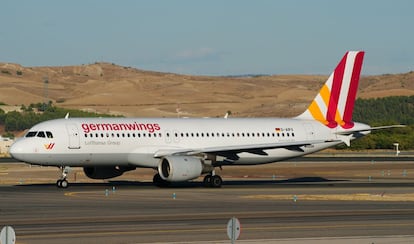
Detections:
56,166,70,188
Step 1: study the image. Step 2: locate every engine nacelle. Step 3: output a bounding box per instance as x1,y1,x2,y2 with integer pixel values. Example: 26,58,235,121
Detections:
158,156,203,182
83,166,136,179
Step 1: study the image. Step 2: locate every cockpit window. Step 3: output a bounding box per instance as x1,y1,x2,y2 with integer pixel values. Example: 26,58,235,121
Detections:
46,131,53,138
26,131,37,137
37,131,46,138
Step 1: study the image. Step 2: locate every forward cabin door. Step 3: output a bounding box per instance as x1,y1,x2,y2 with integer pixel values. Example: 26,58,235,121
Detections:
66,124,81,149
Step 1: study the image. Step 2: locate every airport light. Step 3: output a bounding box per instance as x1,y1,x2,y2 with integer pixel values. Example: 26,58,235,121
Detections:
393,143,400,156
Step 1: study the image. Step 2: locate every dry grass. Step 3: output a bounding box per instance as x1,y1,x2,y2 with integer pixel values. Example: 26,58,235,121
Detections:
1,62,413,118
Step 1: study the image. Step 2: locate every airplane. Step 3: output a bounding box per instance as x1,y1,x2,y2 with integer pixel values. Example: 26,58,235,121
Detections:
8,51,402,188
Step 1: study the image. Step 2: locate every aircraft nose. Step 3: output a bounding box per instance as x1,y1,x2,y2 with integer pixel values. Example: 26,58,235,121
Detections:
9,140,25,161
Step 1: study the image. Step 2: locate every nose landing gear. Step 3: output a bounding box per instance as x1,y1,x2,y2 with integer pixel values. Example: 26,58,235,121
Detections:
56,166,70,188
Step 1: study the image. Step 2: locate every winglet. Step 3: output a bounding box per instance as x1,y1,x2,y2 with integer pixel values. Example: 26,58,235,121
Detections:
297,51,365,129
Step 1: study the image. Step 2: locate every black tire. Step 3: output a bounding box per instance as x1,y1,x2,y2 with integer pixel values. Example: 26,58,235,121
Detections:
210,175,223,188
203,175,212,187
61,179,69,188
153,173,170,187
56,180,62,188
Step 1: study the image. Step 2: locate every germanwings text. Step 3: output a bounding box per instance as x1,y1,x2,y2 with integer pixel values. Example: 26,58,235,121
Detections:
81,122,161,133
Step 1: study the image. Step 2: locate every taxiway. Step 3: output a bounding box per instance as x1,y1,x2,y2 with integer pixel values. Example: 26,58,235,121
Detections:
1,160,414,243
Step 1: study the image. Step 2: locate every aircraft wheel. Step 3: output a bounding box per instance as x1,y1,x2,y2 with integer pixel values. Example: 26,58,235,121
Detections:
60,179,69,188
56,179,69,188
56,180,62,188
153,173,169,187
203,175,212,187
210,175,223,188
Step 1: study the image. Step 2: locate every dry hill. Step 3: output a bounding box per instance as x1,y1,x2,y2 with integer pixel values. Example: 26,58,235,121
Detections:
1,62,413,118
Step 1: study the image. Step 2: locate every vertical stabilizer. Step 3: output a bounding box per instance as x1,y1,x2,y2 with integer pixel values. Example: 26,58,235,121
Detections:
297,51,364,129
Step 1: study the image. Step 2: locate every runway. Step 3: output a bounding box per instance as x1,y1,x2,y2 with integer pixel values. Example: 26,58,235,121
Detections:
1,161,414,243
2,182,414,243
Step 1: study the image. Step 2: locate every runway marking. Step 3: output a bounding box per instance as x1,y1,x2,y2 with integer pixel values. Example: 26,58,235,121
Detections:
242,193,414,201
16,222,414,240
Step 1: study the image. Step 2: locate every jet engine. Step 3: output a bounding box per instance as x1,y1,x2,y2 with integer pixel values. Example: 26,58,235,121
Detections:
83,166,136,179
158,156,205,182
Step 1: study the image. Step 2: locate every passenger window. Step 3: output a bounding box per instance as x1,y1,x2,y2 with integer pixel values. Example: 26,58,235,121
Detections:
37,131,46,138
26,131,37,137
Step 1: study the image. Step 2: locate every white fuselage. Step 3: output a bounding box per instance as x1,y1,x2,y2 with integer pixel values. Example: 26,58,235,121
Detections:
9,117,369,168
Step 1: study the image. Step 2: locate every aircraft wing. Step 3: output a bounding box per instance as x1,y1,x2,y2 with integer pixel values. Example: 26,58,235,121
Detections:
153,139,328,159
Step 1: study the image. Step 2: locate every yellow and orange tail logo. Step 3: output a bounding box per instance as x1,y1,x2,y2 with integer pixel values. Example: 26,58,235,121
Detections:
297,51,364,129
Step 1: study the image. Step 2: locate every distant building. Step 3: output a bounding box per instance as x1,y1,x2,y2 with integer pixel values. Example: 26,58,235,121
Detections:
0,137,14,157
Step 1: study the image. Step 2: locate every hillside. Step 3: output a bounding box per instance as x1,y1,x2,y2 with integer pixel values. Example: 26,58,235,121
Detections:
1,62,413,118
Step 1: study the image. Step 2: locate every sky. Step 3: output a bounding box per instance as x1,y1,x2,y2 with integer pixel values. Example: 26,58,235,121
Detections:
1,0,413,76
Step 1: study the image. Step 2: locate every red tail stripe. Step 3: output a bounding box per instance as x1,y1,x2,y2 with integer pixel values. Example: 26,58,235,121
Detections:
342,52,364,128
326,52,347,128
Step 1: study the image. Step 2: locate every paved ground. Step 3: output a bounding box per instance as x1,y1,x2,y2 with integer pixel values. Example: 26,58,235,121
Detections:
0,160,414,243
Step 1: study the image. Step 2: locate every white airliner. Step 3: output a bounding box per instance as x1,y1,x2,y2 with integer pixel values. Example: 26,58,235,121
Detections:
9,51,400,188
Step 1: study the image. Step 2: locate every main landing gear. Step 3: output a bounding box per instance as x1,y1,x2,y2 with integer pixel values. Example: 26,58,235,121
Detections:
203,173,223,188
56,166,70,188
152,173,223,188
153,173,170,187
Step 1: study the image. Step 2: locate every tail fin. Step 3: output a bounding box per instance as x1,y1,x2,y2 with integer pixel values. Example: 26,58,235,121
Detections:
297,51,365,129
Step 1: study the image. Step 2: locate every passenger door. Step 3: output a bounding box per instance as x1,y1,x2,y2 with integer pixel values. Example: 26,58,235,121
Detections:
66,124,81,149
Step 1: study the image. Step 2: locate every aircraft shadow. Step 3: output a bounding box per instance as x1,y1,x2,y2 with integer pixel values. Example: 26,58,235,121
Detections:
13,176,414,189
